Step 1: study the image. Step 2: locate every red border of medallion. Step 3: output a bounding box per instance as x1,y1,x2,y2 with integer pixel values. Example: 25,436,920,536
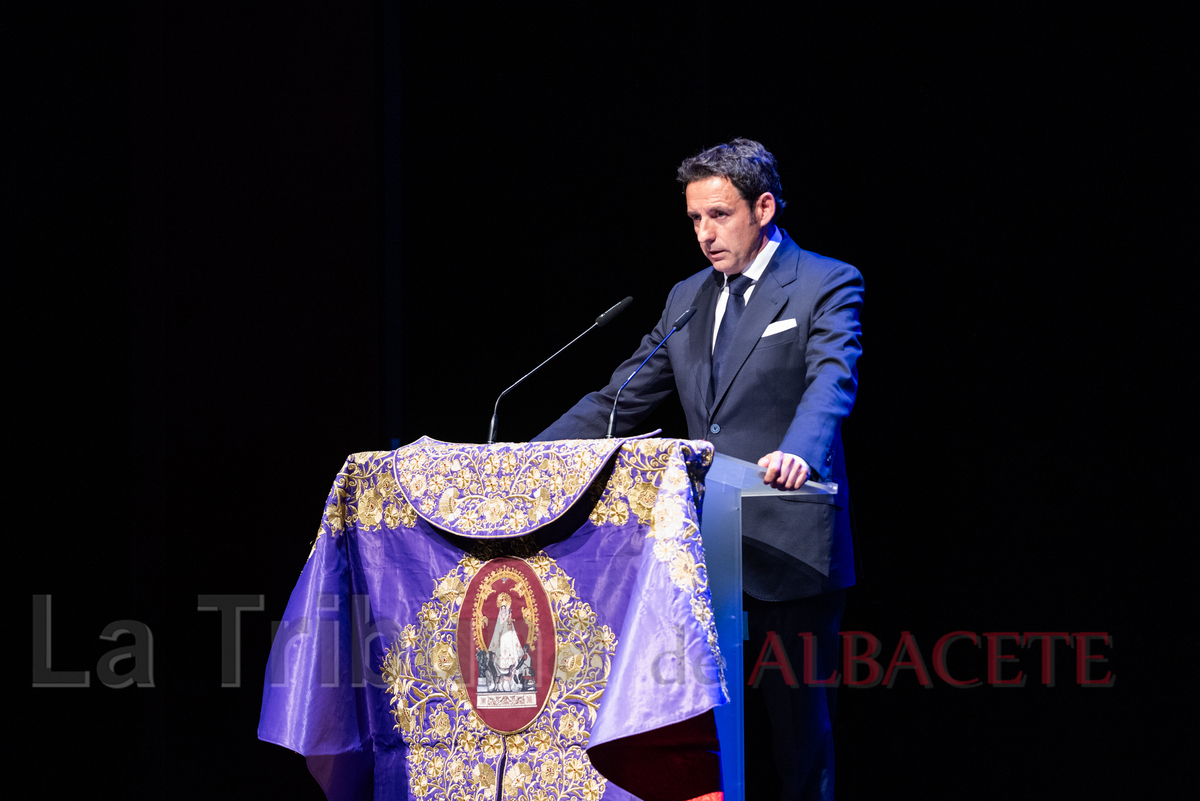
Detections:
457,557,557,734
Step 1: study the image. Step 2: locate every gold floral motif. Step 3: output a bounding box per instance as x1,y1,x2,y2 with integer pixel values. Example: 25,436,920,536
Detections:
356,485,384,527
564,755,587,782
480,497,508,525
663,464,689,491
567,605,594,631
525,554,552,577
531,729,553,752
393,703,414,734
430,642,457,677
398,497,418,527
588,495,632,528
377,471,400,499
432,709,452,739
399,624,419,650
325,503,344,533
670,552,700,591
595,625,617,651
544,574,572,603
607,499,629,526
650,495,685,536
438,488,459,520
419,605,440,630
628,481,659,522
538,759,561,785
434,576,465,605
557,709,582,740
587,503,606,526
653,536,683,563
481,734,503,757
502,762,533,796
472,763,495,788
556,644,586,679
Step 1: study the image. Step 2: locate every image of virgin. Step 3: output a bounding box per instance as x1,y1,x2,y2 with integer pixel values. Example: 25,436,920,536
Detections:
487,593,524,692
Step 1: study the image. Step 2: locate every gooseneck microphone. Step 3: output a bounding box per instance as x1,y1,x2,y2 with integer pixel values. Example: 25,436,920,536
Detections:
605,307,696,438
487,297,633,444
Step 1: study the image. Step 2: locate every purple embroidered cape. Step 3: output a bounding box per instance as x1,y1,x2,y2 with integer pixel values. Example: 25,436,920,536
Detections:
258,437,727,800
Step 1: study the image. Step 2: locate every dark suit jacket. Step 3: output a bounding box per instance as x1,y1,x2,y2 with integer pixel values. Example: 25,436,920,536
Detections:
535,229,863,601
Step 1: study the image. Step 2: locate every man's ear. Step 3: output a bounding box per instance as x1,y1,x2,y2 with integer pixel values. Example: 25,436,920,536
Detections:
754,192,777,228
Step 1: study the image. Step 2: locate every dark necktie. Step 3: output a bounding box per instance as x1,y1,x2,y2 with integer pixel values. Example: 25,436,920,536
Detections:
710,272,755,399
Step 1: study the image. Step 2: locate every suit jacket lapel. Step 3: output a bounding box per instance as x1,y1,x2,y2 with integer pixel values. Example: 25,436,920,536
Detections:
683,274,720,414
711,236,799,412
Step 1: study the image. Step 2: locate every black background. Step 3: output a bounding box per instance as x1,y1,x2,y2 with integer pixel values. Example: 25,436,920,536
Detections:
14,1,1192,797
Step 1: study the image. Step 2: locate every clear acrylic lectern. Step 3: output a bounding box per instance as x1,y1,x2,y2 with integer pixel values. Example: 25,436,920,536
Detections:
699,453,839,801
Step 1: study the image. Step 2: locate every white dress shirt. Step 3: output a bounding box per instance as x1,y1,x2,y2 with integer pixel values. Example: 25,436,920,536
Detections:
712,225,783,351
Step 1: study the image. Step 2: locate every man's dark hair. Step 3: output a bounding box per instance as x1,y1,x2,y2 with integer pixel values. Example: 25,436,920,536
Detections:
676,137,787,215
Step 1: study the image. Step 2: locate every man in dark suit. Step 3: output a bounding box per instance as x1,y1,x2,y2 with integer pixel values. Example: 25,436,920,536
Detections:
535,138,862,801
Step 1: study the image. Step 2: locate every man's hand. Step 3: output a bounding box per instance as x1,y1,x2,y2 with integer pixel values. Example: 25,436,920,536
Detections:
758,451,810,490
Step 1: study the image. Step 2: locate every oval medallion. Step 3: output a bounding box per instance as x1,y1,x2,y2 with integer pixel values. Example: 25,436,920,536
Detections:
456,556,556,734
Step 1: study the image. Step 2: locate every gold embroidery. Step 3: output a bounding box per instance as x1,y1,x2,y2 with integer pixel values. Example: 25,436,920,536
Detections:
308,453,389,560
382,553,617,800
309,438,722,797
392,438,623,537
398,497,418,527
430,642,457,677
313,451,397,544
584,439,727,700
628,481,659,522
326,503,344,533
434,576,466,604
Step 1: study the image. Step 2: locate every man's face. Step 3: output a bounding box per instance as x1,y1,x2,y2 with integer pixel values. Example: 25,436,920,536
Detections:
685,176,771,275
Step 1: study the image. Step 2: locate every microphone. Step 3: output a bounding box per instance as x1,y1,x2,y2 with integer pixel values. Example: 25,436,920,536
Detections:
594,296,633,327
487,297,633,444
605,307,696,438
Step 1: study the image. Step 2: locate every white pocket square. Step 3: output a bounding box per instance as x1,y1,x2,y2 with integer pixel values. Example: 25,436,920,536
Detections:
762,318,797,337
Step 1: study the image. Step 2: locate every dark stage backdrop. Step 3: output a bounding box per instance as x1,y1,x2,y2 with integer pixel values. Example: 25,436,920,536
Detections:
15,2,1190,798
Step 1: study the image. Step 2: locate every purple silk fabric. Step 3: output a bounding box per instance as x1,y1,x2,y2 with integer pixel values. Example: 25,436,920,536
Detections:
258,437,726,800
